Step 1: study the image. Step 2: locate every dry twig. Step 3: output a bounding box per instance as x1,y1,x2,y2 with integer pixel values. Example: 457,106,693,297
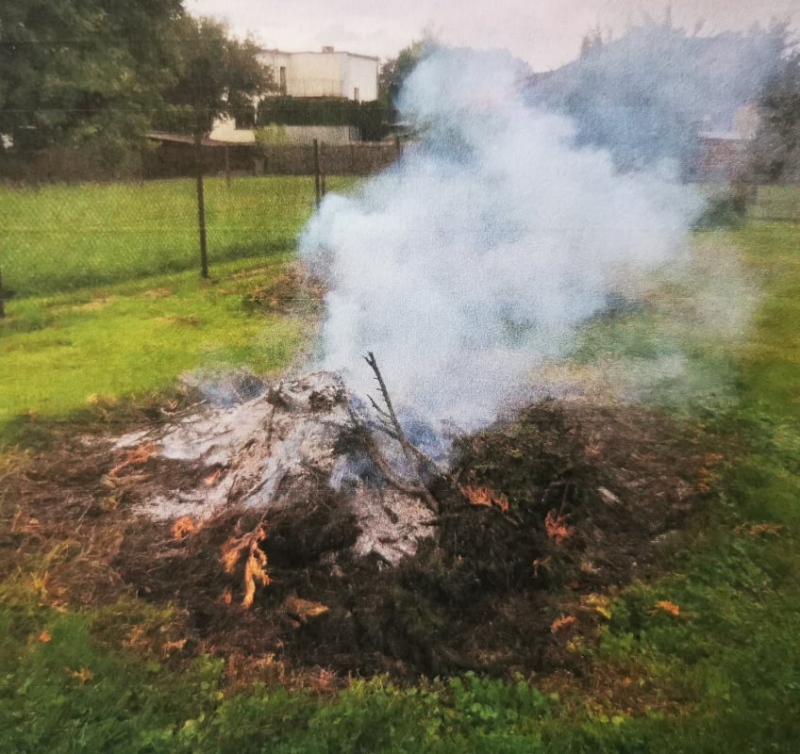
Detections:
364,352,445,479
354,352,445,512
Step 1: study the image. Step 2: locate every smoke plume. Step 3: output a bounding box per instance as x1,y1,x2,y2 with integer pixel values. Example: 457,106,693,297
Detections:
299,31,775,431
530,23,782,169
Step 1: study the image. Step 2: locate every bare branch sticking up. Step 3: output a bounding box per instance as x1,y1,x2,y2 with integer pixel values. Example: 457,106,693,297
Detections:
363,352,446,479
357,352,448,513
345,402,437,509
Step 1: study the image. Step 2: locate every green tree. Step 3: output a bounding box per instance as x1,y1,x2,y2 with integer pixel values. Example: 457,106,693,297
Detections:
0,0,182,156
379,37,436,115
154,16,273,279
750,45,800,181
158,16,273,138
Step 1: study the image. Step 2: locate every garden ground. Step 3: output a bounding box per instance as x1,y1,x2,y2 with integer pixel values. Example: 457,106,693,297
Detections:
0,182,798,751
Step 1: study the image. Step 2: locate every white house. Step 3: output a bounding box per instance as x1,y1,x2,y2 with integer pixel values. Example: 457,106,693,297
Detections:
209,47,380,144
258,47,379,102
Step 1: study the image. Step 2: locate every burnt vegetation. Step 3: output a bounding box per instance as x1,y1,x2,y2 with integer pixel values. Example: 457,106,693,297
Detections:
3,380,714,686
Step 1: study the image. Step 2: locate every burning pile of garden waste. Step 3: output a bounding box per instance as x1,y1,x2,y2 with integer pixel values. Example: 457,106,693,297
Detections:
4,35,771,686
5,357,715,684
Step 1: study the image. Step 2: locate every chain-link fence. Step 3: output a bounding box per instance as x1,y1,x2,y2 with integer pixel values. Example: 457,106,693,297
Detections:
2,141,794,317
0,140,401,312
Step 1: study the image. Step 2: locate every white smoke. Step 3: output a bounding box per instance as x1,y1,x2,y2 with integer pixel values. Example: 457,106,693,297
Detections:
299,47,705,429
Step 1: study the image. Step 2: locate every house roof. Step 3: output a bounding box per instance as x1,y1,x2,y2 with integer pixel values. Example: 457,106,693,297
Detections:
258,48,379,63
147,131,244,148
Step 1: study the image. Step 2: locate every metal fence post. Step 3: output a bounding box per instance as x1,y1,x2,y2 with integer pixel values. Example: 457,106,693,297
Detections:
195,134,209,279
320,142,327,199
313,139,322,208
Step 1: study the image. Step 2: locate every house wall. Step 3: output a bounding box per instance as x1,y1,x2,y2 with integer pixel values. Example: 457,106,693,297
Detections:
210,49,379,143
694,136,748,182
257,49,378,101
287,52,343,97
208,115,256,143
209,110,364,146
732,105,760,141
340,54,379,102
259,50,293,94
282,125,360,145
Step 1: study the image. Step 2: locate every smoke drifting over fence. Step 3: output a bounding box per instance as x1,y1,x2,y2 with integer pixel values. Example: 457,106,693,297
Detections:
300,35,772,431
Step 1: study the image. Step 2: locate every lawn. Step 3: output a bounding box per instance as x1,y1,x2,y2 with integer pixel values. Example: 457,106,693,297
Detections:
0,176,352,297
561,220,800,751
749,184,800,223
0,255,314,445
0,190,799,751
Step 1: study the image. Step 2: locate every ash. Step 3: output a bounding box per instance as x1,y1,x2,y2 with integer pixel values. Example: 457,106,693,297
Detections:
117,372,434,565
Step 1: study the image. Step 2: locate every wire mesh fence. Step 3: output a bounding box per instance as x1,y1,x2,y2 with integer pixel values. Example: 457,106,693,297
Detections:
0,176,313,300
1,139,796,316
0,141,401,309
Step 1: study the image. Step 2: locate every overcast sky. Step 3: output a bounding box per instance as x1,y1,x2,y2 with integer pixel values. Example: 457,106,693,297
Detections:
186,0,796,70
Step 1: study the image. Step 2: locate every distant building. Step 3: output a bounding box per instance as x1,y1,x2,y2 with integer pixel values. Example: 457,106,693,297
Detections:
694,130,750,183
259,48,379,102
208,47,380,145
209,119,361,146
687,105,760,182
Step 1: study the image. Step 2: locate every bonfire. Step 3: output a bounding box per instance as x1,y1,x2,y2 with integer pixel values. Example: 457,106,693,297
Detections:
63,354,706,680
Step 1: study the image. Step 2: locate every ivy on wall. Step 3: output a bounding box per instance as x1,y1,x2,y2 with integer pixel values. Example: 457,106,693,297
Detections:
257,98,389,141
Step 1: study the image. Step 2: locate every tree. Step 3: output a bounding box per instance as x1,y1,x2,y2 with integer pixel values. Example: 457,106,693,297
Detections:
157,16,273,138
155,16,273,278
0,0,182,158
749,45,800,182
379,36,437,116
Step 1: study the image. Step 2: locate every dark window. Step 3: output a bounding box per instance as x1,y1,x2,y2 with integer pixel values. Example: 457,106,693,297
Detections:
235,109,256,130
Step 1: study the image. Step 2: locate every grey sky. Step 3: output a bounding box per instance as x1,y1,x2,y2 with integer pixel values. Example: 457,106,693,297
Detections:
186,0,796,70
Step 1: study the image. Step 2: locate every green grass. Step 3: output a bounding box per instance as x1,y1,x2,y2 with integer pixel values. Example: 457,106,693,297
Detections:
0,255,309,444
2,201,800,750
737,223,800,421
0,593,228,754
0,176,353,297
569,230,754,415
749,185,800,223
574,218,800,751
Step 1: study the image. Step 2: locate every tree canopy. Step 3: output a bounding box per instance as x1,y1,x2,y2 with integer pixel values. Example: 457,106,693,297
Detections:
379,37,436,116
157,16,273,137
0,0,271,170
0,0,182,152
750,44,800,181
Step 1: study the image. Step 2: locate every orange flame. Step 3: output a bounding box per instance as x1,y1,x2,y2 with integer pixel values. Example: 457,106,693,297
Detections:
461,485,509,513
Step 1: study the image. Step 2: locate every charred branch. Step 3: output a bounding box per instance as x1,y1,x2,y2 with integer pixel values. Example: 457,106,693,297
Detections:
346,402,438,511
359,352,451,513
363,352,447,477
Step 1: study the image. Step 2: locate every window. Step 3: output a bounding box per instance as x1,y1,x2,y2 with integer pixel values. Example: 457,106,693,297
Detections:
353,87,360,102
234,109,256,130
